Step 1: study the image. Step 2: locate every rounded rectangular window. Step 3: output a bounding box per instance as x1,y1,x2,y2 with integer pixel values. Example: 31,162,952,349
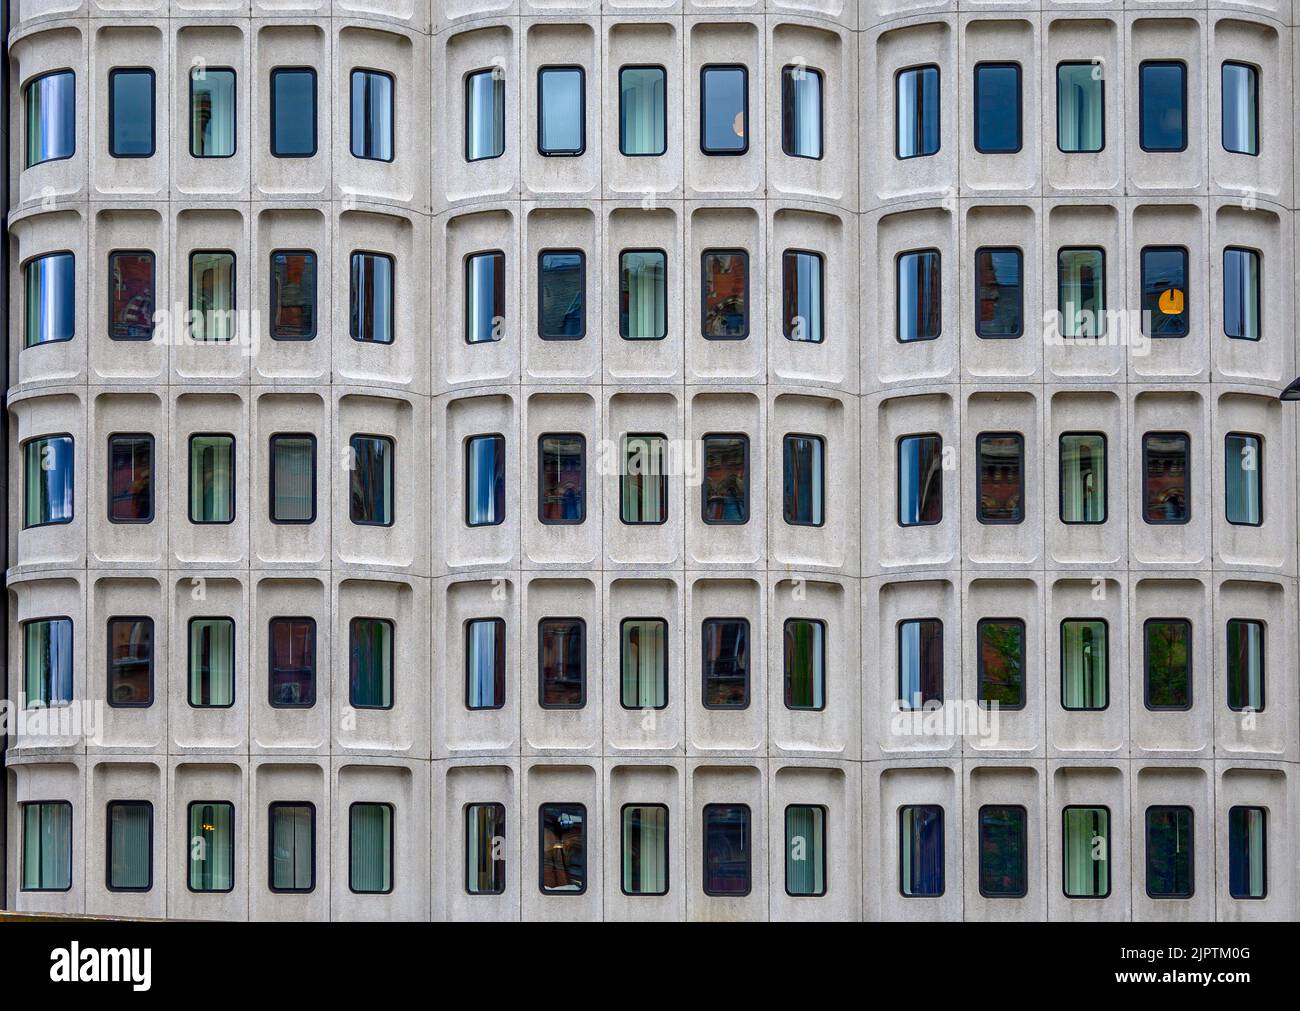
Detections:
24,435,74,528
465,68,505,161
26,70,75,167
782,434,824,526
350,251,394,344
977,618,1025,711
781,65,822,159
538,250,585,339
1226,618,1264,713
785,805,826,897
1061,619,1107,711
702,617,749,709
270,67,317,157
621,618,667,711
269,617,316,708
1223,247,1260,340
1144,618,1192,711
109,68,155,158
108,801,153,892
466,618,506,711
701,434,748,524
621,804,669,896
22,802,72,892
1142,431,1189,524
349,803,393,894
619,249,667,340
1145,805,1193,899
898,618,942,710
269,434,316,524
465,250,505,344
25,252,75,348
703,804,751,896
350,69,394,162
897,433,942,527
466,803,506,895
465,434,506,527
189,434,235,524
1139,61,1186,152
189,250,236,342
621,434,668,524
270,250,317,340
619,66,666,156
976,432,1024,524
538,66,585,156
1057,62,1104,153
1224,432,1262,527
782,249,824,344
1222,62,1258,156
973,63,1021,154
1059,432,1106,524
700,65,747,154
269,802,315,894
190,68,235,158
539,803,586,894
899,805,944,897
539,433,585,524
1227,806,1266,899
350,617,394,710
896,65,939,158
349,434,394,527
702,249,749,339
24,617,73,706
1057,247,1105,338
189,617,234,708
1141,246,1188,337
897,249,941,342
974,247,1022,338
539,617,586,710
978,805,1027,898
784,618,825,711
187,801,234,893
109,251,156,341
108,616,153,707
1062,805,1109,898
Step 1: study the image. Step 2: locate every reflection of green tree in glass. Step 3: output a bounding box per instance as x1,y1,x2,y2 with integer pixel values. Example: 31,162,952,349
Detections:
1147,623,1189,707
979,621,1023,706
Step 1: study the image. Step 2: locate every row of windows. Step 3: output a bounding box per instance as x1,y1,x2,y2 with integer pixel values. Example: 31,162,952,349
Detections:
18,427,1262,533
24,57,1261,172
21,608,1266,716
21,241,1264,349
19,798,1271,901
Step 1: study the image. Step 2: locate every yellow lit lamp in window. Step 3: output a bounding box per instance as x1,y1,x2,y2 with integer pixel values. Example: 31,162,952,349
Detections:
1158,287,1184,315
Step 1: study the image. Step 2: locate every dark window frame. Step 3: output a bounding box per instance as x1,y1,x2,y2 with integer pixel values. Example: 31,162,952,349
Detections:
185,799,235,894
1145,804,1194,900
1224,431,1263,527
20,800,74,892
267,615,317,710
1140,244,1190,338
349,66,396,164
22,432,75,529
701,615,751,711
783,803,828,898
268,66,318,159
1222,245,1262,341
699,63,749,156
107,431,155,524
1138,59,1188,154
464,432,506,528
538,801,588,896
1058,430,1108,525
268,248,319,342
783,616,827,712
976,616,1027,712
106,614,155,709
781,247,825,344
347,801,395,895
348,249,396,345
464,616,507,712
700,432,750,526
1055,60,1106,155
267,801,317,894
537,247,587,341
268,432,317,525
618,247,669,341
1143,616,1193,712
977,803,1028,899
187,431,236,526
896,617,944,708
107,248,157,342
1142,430,1191,526
619,616,668,712
463,248,506,345
617,64,668,158
187,248,237,341
21,615,74,706
1221,60,1260,157
973,245,1024,339
463,67,506,163
537,432,586,526
187,615,236,710
464,801,507,896
975,430,1025,525
349,615,395,711
780,63,824,162
107,67,156,159
188,66,237,159
105,799,154,893
1059,616,1110,712
702,802,752,897
22,249,76,349
619,802,670,897
536,65,586,157
25,68,77,167
972,61,1023,155
897,803,945,898
1061,803,1112,899
896,432,943,528
700,247,751,341
894,63,941,160
782,431,826,529
895,247,942,343
619,431,670,526
1227,805,1268,900
538,616,588,711
348,432,396,529
1226,617,1266,713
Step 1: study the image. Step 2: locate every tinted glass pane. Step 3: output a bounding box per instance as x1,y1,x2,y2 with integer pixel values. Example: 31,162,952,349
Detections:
349,435,393,526
191,69,235,157
108,802,151,891
979,806,1027,898
783,435,824,526
350,253,394,344
975,247,1022,337
269,617,315,707
189,251,235,341
1225,433,1261,526
781,66,822,158
1057,63,1103,153
1228,806,1266,899
702,435,747,523
24,618,73,706
539,434,584,523
1223,247,1260,340
702,618,749,708
702,250,748,339
701,66,747,153
466,618,505,710
621,435,668,524
27,71,75,167
1226,619,1264,712
1146,806,1193,899
703,804,750,896
188,803,233,892
270,435,314,523
620,250,666,339
974,64,1020,153
271,69,316,156
1140,62,1185,151
900,806,943,897
782,250,823,343
897,66,939,158
786,805,826,897
620,67,666,156
1061,620,1107,710
1058,248,1105,338
270,804,313,892
350,70,393,161
1060,433,1105,523
540,804,585,893
899,618,942,709
540,618,585,709
350,804,392,893
1143,432,1189,523
109,70,153,157
539,251,584,339
465,251,505,344
25,252,75,347
621,619,667,710
189,617,234,707
108,617,153,706
466,434,505,527
350,618,393,709
1141,246,1188,337
270,251,316,340
1145,620,1191,710
784,619,825,710
108,434,152,523
898,434,942,526
189,435,234,523
538,67,583,155
108,251,155,340
1063,807,1109,898
1222,63,1258,156
978,619,1024,710
465,69,505,161
622,806,668,896
977,433,1023,523
24,436,74,527
23,803,72,890
466,803,506,895
897,250,940,342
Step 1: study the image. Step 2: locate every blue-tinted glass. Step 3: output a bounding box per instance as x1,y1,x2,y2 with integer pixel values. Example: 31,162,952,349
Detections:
1228,806,1266,899
1141,247,1188,337
349,435,393,526
620,67,665,156
1223,248,1260,340
26,71,75,167
974,64,1020,153
351,70,393,161
1057,63,1103,153
24,617,73,705
703,805,751,896
702,435,747,523
465,251,504,344
350,253,393,344
1140,62,1185,151
271,69,316,156
466,618,504,710
538,67,583,155
782,66,821,158
783,435,823,526
110,70,154,157
24,436,74,527
701,66,747,153
898,434,942,526
782,251,823,343
896,66,939,158
467,434,505,527
539,251,585,339
900,806,944,897
1222,63,1257,156
898,618,942,709
25,252,75,348
466,70,505,161
975,248,1022,337
898,250,941,342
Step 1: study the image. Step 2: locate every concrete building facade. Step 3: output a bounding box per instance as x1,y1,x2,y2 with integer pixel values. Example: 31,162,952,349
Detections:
2,0,1297,920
